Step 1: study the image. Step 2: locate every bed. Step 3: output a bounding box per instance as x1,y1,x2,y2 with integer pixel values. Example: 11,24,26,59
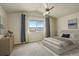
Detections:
42,30,79,55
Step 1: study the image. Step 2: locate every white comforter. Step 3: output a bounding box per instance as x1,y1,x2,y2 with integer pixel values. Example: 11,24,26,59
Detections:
44,37,73,48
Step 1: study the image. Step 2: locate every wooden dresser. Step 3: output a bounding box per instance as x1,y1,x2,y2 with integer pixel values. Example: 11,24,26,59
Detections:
0,35,14,56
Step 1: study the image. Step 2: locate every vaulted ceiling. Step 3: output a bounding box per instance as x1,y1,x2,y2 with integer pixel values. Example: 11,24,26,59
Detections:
0,3,79,17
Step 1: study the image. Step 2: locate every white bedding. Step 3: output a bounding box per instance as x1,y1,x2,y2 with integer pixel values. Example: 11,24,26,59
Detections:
42,30,79,55
44,37,74,48
42,37,79,55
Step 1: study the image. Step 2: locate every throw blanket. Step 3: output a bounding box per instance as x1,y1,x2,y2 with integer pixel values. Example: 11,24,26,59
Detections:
44,38,74,48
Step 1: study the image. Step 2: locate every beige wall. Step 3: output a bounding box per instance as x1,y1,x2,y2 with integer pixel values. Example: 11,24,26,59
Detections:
57,12,79,35
7,13,21,44
50,17,57,37
29,32,43,42
0,6,7,17
7,11,56,44
7,12,44,44
7,12,29,44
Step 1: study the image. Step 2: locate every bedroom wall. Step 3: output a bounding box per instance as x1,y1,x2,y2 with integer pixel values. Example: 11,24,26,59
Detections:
50,17,57,37
0,6,7,17
7,13,22,44
7,11,57,44
7,11,44,44
57,12,79,35
7,12,29,44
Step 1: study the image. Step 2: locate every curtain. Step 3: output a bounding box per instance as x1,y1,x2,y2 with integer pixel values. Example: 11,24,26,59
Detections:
45,15,50,37
21,14,26,43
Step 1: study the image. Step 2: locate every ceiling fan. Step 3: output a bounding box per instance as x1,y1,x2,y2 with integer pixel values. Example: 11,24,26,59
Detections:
43,3,54,16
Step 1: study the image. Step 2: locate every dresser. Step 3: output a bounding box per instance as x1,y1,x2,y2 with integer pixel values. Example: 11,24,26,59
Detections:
0,35,14,56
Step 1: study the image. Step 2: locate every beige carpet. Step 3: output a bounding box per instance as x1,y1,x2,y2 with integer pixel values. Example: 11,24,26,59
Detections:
10,42,79,56
10,42,57,56
61,46,79,56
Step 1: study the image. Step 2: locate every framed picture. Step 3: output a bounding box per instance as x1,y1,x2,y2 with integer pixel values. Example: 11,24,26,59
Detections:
68,18,77,29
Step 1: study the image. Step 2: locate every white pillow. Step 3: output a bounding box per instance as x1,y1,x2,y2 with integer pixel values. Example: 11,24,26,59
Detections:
68,34,79,44
70,34,74,38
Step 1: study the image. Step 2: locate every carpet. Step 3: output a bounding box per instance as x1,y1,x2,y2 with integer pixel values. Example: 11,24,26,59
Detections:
10,42,57,56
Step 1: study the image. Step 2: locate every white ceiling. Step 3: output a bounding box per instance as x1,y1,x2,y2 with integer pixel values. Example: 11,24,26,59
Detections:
0,3,79,17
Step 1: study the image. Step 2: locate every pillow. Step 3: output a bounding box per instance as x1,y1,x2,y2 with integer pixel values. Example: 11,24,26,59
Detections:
70,34,74,38
61,34,70,38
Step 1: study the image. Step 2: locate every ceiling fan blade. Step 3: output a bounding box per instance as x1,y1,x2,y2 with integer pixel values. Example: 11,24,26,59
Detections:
43,3,54,16
49,6,54,11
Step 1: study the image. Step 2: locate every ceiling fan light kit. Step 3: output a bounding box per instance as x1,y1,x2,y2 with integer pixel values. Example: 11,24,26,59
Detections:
43,11,49,16
43,3,54,16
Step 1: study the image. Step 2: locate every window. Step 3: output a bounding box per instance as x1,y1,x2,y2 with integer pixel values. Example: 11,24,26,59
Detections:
29,20,44,32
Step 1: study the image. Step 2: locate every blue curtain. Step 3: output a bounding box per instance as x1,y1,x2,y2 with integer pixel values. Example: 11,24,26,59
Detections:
21,14,26,43
45,15,50,37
